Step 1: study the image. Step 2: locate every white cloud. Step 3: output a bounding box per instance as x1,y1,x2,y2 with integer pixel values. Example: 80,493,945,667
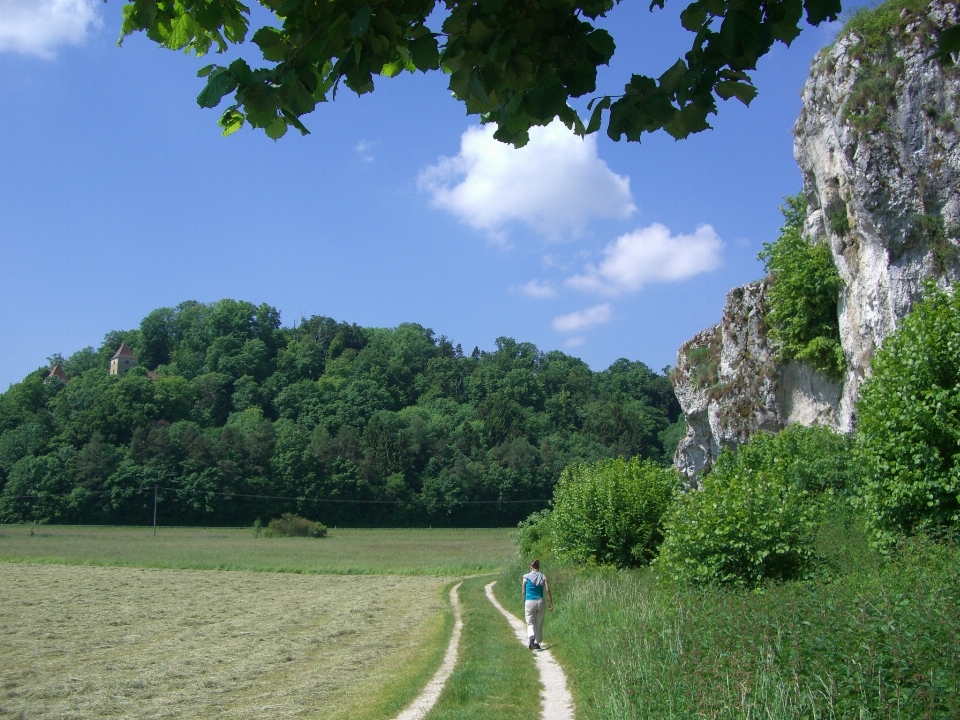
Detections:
418,120,635,241
565,336,586,348
566,223,723,295
0,0,102,59
552,303,612,333
515,279,556,299
355,140,374,162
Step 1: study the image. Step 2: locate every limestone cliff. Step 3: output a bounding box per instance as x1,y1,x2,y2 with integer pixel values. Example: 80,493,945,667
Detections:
673,0,960,479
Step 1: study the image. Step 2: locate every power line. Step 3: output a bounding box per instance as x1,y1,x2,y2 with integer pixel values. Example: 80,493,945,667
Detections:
8,487,550,506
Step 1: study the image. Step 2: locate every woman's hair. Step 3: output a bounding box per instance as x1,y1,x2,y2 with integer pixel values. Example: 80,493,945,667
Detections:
530,559,540,569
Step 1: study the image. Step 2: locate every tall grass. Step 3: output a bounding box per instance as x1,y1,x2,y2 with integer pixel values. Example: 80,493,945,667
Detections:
0,525,514,575
500,510,960,718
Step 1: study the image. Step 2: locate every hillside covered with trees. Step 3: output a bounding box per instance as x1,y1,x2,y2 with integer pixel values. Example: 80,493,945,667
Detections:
0,300,682,527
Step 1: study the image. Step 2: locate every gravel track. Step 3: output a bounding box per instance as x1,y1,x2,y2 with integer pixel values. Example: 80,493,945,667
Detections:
484,581,575,720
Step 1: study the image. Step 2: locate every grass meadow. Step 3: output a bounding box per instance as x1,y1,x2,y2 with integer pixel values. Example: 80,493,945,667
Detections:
0,525,516,719
495,509,960,719
0,525,514,575
0,563,453,719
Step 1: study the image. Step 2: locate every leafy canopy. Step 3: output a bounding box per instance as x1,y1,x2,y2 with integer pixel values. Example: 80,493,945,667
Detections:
855,282,960,548
759,195,845,379
118,0,844,145
0,299,682,528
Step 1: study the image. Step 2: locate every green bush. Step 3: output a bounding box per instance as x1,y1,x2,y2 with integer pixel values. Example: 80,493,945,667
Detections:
657,430,828,586
759,195,845,379
855,282,960,548
263,513,328,538
550,457,679,567
515,509,554,558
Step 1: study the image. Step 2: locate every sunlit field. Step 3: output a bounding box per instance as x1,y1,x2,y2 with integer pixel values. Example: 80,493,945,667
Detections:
0,563,453,719
0,526,516,718
0,525,515,575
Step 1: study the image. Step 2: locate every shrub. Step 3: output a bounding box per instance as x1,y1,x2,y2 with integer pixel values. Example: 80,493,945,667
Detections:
550,457,679,567
264,513,327,538
855,282,960,548
516,509,554,558
759,195,845,380
657,430,827,586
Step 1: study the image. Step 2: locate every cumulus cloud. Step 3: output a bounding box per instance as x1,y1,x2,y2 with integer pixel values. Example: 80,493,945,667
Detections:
566,223,723,295
0,0,102,59
515,279,556,299
552,304,613,333
418,121,635,241
565,336,586,348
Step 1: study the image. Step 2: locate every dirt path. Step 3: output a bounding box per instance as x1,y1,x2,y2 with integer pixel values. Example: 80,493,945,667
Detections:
392,582,463,720
484,581,575,720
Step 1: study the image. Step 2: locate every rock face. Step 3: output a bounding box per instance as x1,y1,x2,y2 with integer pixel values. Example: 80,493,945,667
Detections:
795,0,960,430
674,0,960,479
672,281,842,481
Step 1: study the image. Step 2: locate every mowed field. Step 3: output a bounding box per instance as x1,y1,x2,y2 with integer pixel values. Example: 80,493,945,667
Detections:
0,526,517,719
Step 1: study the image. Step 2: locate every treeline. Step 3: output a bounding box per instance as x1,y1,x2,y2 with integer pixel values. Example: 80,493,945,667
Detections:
0,300,683,527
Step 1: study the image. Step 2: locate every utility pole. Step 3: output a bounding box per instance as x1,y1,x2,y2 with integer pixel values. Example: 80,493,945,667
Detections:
153,485,158,537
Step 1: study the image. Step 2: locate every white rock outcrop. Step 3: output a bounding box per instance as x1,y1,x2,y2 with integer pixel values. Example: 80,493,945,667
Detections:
673,0,960,478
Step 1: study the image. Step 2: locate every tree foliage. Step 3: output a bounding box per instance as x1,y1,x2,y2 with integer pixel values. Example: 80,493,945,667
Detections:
117,0,845,145
656,427,839,585
550,456,680,567
0,299,681,527
855,282,960,548
759,194,845,379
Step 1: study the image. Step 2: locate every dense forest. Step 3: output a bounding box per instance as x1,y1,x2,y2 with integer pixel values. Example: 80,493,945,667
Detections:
0,300,683,527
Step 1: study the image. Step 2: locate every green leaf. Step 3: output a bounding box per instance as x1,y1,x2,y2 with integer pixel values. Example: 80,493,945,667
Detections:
408,34,440,72
264,116,288,140
658,59,688,96
351,4,372,38
802,0,841,26
583,29,615,61
167,12,199,51
381,59,405,77
252,27,289,62
196,68,238,109
197,64,215,78
930,24,960,66
680,3,708,32
715,79,757,105
585,96,611,134
218,107,244,136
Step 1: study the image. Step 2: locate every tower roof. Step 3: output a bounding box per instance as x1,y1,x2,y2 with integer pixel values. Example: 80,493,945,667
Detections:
47,364,69,382
111,342,137,360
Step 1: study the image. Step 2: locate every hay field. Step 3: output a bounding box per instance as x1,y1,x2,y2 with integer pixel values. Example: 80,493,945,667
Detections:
0,563,451,719
0,526,513,575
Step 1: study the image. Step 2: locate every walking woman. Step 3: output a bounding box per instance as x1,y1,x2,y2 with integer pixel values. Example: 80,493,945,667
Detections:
521,559,553,650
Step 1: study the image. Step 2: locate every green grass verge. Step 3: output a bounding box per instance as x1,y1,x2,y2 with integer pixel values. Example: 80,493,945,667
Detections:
0,525,514,575
504,511,960,718
427,576,541,720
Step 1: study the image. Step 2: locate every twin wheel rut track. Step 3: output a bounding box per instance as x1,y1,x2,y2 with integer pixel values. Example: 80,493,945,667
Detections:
393,580,575,720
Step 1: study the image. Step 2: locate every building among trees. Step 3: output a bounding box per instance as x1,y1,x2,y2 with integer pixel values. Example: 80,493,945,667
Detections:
46,364,69,383
109,343,137,377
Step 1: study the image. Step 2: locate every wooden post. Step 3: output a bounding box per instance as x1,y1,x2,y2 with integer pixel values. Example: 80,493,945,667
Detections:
153,485,158,537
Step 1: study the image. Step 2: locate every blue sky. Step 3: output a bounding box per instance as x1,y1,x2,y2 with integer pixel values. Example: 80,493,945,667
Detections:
0,0,863,389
